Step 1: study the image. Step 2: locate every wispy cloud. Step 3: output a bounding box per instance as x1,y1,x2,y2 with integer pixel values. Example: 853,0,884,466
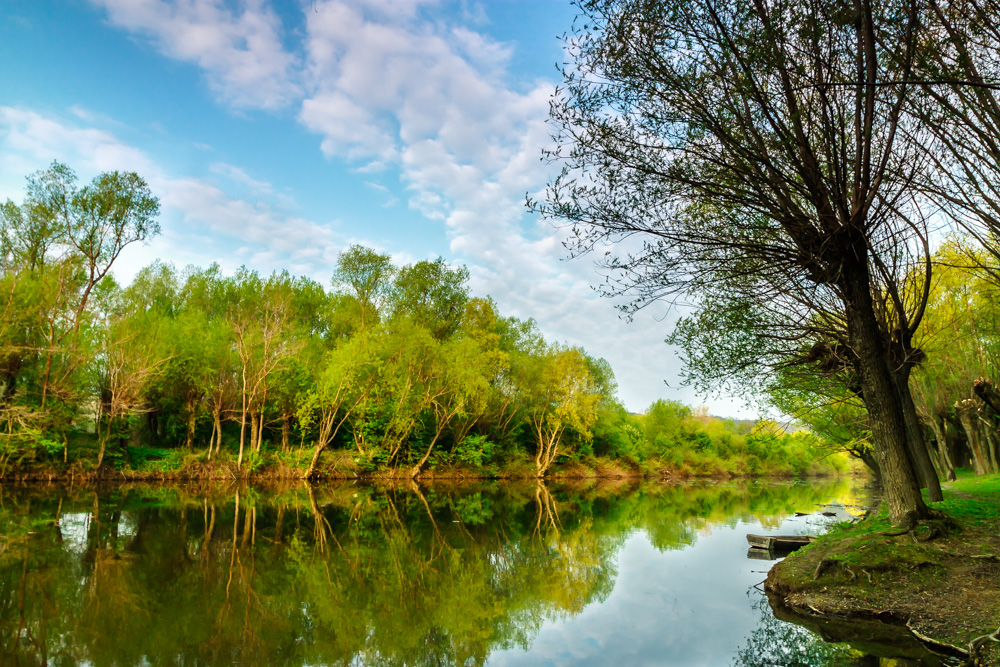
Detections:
0,107,342,280
89,0,300,110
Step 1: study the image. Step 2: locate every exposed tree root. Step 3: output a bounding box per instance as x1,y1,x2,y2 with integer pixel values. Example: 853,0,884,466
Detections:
905,619,969,660
880,514,955,542
969,624,1000,665
812,557,839,580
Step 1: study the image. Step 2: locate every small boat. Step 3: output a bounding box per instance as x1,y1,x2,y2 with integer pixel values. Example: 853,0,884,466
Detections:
746,534,814,552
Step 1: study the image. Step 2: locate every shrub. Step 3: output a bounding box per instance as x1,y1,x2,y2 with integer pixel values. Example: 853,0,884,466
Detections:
453,434,496,468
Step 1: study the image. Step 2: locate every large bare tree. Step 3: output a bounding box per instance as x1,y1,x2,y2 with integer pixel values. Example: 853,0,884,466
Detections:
535,0,939,523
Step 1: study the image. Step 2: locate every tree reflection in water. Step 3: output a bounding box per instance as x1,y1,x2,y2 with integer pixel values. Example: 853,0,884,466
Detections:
0,478,868,665
734,594,865,667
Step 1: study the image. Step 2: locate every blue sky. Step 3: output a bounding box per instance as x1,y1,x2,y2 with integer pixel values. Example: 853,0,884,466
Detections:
0,0,751,416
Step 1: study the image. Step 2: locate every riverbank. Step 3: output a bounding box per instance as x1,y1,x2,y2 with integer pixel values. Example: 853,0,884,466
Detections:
0,445,858,483
765,474,1000,665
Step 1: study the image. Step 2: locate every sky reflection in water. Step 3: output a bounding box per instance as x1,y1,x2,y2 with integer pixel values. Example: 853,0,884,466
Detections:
490,513,843,666
0,479,878,666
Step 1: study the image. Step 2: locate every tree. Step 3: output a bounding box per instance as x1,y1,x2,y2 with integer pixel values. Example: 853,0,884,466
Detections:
907,1,1000,265
175,265,237,457
768,370,883,481
93,309,169,468
226,270,302,469
407,335,491,478
332,245,395,331
0,163,159,459
16,163,159,408
535,0,936,523
299,334,379,478
523,346,601,477
392,258,470,339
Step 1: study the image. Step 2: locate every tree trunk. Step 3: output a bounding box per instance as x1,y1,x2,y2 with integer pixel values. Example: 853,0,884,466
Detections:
841,267,930,524
955,400,988,476
409,431,443,479
96,425,109,468
256,413,265,451
305,444,325,479
855,446,882,484
206,423,215,460
892,370,943,502
983,425,1000,475
304,410,349,479
237,363,248,469
926,413,957,482
281,414,291,453
213,411,223,455
237,407,246,469
973,378,1000,414
185,398,197,449
249,413,259,456
534,429,560,478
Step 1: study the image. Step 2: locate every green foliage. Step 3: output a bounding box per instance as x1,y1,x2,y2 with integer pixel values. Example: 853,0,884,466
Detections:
126,445,168,467
452,434,496,468
0,164,846,479
0,426,64,475
242,449,265,475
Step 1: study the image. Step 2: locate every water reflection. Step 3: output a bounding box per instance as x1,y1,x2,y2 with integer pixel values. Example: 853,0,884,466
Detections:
0,478,886,665
734,595,861,666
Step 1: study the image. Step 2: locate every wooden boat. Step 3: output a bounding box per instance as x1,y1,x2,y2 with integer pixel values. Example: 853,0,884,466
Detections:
746,534,814,551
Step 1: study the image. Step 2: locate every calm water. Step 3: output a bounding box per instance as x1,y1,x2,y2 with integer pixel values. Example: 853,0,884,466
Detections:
0,478,942,666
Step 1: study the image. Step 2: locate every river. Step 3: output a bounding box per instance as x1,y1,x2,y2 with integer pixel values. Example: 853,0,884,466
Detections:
0,477,947,665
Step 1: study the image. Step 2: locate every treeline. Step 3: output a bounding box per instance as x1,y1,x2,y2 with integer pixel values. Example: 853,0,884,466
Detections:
0,163,845,479
773,238,1000,483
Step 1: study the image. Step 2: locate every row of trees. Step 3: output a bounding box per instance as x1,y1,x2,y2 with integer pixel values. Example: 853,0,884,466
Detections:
0,165,845,479
537,0,1000,523
0,166,605,477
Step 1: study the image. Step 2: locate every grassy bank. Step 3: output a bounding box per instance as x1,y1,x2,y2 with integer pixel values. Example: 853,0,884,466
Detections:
766,473,1000,665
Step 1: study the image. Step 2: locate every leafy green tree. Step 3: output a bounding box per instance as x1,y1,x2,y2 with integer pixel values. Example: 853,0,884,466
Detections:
408,334,491,478
392,258,470,339
92,303,169,467
226,270,303,468
300,333,380,478
332,245,395,331
523,346,601,476
0,162,159,458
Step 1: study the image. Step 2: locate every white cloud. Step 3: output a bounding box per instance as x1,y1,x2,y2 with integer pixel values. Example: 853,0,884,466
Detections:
299,91,398,161
88,0,300,110
210,162,273,194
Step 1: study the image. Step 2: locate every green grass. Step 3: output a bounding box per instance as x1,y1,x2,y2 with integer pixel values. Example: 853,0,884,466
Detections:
796,474,1000,570
934,473,1000,525
949,472,1000,499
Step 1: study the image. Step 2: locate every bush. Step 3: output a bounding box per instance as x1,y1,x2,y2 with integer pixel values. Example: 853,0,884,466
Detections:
453,434,496,468
243,449,265,474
